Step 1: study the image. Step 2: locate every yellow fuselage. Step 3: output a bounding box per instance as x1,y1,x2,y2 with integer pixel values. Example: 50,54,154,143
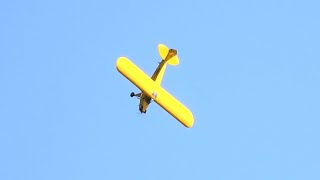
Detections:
139,60,168,113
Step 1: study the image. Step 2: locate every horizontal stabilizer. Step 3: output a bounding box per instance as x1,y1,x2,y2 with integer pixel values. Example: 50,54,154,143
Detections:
116,57,194,128
158,44,179,66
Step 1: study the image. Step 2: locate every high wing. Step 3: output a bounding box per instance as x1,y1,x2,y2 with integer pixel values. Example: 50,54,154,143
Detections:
116,57,194,128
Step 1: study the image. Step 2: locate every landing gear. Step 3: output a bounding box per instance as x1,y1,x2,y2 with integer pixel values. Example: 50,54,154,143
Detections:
130,92,141,98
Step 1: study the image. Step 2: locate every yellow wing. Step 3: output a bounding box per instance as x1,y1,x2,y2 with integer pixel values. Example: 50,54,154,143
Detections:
116,57,194,128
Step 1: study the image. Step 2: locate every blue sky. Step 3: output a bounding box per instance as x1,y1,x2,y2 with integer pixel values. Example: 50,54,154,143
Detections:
1,0,320,179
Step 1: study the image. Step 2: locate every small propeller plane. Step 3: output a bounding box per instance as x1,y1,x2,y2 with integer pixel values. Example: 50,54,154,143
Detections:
116,44,194,128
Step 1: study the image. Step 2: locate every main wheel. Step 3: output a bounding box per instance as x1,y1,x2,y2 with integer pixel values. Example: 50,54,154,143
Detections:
130,92,135,97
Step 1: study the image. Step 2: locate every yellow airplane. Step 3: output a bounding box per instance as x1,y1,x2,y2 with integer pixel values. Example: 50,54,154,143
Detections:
116,44,194,128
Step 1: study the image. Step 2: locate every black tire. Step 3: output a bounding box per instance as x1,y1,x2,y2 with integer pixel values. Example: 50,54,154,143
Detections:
130,92,135,97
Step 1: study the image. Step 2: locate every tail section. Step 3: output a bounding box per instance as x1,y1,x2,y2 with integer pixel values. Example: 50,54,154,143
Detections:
158,44,179,66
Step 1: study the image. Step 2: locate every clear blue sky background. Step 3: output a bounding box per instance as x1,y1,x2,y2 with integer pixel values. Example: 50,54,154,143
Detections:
1,0,319,179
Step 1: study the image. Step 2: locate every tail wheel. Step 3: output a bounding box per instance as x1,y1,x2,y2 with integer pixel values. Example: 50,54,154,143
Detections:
130,92,135,97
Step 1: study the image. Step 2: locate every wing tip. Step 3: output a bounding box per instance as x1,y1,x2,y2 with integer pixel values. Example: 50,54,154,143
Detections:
184,113,194,128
